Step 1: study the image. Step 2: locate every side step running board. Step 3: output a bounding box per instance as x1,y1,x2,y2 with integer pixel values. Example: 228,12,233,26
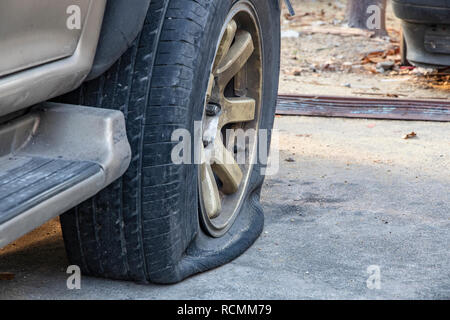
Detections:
0,103,131,248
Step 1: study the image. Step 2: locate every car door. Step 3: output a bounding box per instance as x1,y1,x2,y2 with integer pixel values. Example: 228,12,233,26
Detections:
0,0,90,77
0,0,106,117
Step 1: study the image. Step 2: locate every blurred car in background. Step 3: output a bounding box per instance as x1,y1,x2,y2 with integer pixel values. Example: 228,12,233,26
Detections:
393,0,450,67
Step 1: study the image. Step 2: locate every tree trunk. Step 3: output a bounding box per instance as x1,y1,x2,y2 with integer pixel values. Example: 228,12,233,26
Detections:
346,0,387,36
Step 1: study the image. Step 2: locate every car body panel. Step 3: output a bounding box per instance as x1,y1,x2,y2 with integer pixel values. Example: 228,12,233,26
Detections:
0,0,106,117
0,0,150,247
0,0,90,78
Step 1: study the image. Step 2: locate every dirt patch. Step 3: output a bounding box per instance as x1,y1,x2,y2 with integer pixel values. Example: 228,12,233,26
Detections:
279,0,450,100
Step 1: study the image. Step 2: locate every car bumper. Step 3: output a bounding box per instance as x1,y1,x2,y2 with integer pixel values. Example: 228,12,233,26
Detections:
392,0,450,24
393,0,450,67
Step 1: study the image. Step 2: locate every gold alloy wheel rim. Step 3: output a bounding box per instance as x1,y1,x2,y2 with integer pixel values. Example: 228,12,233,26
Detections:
199,2,262,237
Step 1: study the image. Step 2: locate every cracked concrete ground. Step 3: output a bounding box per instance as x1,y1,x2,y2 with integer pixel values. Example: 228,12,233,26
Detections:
0,116,449,299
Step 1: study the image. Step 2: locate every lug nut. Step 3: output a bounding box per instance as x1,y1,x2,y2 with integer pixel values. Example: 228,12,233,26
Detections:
206,103,221,116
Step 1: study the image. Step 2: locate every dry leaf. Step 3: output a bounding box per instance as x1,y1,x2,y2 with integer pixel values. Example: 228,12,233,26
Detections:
403,132,417,140
361,46,401,65
284,12,310,21
386,93,399,98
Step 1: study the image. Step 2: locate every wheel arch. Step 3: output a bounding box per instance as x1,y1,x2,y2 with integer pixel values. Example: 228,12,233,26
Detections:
87,0,152,80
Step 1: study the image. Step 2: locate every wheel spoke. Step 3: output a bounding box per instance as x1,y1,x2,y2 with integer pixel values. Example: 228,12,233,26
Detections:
219,97,256,128
206,73,215,101
215,30,254,90
212,139,243,194
213,20,237,72
234,63,248,97
200,161,222,219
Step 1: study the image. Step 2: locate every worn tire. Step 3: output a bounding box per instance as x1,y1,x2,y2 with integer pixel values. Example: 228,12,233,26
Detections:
58,0,280,284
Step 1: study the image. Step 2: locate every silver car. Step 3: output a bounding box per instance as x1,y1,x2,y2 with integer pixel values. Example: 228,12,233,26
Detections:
0,0,281,283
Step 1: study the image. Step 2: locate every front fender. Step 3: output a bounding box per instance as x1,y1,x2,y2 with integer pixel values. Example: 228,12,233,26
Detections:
87,0,151,80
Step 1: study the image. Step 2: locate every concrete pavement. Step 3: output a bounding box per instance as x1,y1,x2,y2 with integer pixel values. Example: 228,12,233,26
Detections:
0,116,449,299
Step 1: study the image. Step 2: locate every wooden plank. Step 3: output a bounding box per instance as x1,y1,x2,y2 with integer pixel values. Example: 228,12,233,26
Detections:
298,26,375,37
276,95,450,122
0,272,15,280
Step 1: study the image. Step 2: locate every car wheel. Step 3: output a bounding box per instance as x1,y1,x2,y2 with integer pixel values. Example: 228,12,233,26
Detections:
57,0,280,284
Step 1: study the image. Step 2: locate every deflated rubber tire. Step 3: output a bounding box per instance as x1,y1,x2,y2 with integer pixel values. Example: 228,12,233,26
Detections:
58,0,280,284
